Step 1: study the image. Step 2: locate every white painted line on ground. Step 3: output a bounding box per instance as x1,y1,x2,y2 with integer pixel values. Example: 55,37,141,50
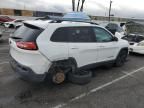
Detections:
121,71,144,80
121,71,135,77
53,66,144,108
0,61,9,65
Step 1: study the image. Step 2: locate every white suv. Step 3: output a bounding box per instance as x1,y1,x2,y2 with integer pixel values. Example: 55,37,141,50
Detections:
9,20,129,84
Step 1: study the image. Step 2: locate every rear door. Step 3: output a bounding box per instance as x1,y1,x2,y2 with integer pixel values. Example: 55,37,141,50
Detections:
68,27,99,68
93,27,119,62
41,27,69,61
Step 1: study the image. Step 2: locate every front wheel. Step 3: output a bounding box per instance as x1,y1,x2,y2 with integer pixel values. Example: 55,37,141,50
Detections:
115,50,128,67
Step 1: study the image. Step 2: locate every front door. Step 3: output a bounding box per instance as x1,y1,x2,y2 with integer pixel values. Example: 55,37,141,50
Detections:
93,27,119,62
68,27,99,68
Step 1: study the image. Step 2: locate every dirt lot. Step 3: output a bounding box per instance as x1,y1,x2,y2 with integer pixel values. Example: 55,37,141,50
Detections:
0,26,144,108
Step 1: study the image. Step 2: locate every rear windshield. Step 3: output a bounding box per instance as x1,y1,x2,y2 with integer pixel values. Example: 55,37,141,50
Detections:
13,23,43,42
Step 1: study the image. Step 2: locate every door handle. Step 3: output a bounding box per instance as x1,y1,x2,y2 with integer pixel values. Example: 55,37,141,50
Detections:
71,47,79,49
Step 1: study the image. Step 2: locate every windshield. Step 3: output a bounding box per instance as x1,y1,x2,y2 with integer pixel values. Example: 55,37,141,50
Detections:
117,26,123,32
126,22,144,34
106,23,124,32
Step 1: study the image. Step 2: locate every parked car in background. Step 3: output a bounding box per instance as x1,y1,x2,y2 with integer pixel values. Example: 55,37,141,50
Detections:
36,15,63,20
9,18,129,85
122,21,144,54
4,19,24,28
100,22,125,39
0,16,15,24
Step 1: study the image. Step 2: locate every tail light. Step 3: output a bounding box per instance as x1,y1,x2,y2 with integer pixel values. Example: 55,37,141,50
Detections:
16,42,38,50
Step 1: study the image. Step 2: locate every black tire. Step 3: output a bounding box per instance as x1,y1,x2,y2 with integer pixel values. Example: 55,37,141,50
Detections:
9,24,14,28
68,70,92,85
16,25,21,29
115,50,128,67
103,63,113,69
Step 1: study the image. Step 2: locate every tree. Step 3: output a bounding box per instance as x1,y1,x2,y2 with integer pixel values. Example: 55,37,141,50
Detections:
72,0,86,12
80,0,85,12
77,0,81,11
72,0,75,11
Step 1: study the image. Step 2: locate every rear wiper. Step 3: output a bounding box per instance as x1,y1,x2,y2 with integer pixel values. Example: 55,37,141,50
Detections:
11,37,22,39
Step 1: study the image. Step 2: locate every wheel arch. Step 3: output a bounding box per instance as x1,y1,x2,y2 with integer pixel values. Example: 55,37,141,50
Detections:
48,57,78,73
119,47,128,53
116,47,128,59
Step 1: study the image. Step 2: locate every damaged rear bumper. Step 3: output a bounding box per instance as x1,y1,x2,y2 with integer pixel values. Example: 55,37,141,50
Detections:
10,57,46,82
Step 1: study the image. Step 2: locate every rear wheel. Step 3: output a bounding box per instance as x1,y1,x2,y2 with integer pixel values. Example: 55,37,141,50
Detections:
115,50,128,67
46,68,66,84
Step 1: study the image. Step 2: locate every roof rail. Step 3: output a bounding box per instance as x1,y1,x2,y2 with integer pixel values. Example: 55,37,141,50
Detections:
49,19,98,25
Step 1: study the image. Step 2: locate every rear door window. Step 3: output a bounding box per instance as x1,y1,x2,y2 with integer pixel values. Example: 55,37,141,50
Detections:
13,23,43,42
50,28,69,42
68,27,95,42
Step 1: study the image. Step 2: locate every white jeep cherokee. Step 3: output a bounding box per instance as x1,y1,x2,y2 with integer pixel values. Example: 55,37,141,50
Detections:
9,20,129,84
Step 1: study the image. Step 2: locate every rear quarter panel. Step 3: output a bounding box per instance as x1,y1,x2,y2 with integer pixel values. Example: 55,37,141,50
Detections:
36,24,69,61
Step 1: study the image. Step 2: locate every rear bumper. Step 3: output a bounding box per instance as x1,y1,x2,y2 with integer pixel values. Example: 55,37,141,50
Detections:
10,57,46,82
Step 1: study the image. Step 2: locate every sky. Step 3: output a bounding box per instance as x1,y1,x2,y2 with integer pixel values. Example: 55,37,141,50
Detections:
0,0,144,19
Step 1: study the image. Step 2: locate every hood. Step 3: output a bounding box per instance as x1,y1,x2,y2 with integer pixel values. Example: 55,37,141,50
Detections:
125,21,144,35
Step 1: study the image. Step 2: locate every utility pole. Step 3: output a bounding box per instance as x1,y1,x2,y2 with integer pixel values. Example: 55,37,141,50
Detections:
108,0,112,22
72,0,75,11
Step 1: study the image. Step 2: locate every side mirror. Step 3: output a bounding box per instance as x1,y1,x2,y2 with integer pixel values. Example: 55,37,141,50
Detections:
112,37,118,41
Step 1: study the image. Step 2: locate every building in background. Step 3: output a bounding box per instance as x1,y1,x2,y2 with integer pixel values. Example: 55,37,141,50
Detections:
0,8,63,17
0,8,142,22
